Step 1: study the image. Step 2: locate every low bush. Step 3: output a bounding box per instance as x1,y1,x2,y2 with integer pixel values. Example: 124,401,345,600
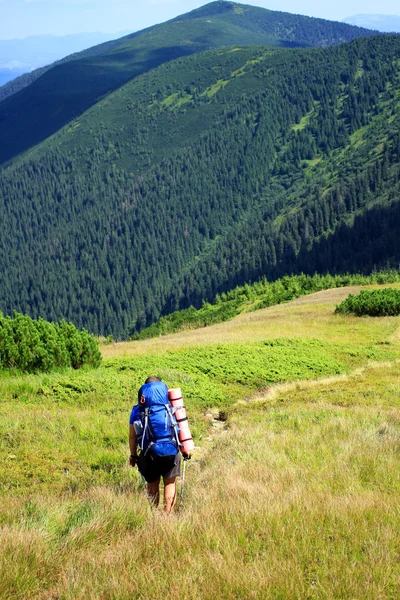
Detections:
134,270,400,339
0,312,101,372
335,288,400,317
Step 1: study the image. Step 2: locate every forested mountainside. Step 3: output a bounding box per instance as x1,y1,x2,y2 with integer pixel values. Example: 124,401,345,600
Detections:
1,33,400,338
0,1,376,165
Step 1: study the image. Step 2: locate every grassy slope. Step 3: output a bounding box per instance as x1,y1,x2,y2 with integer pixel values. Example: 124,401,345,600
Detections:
133,273,400,339
1,283,400,598
105,283,400,354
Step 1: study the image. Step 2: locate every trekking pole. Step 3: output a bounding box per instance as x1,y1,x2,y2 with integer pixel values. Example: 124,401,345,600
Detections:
180,458,187,503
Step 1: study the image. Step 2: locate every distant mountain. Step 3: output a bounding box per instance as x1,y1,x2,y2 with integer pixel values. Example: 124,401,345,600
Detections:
0,32,131,74
343,14,400,32
0,32,131,93
0,69,26,87
0,35,134,105
1,31,400,337
0,1,377,166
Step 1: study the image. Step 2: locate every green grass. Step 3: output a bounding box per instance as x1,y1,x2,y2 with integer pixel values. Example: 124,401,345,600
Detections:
1,286,400,598
292,108,314,131
5,334,396,496
350,124,369,145
1,361,399,598
201,78,230,98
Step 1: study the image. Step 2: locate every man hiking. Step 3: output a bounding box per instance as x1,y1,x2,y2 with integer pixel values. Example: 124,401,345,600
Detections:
129,376,190,513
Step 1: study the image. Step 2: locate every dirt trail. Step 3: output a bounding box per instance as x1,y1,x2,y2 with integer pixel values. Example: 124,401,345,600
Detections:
201,358,400,442
249,359,400,405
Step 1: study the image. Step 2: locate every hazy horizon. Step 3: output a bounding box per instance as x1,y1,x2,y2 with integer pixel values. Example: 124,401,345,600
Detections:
1,0,400,40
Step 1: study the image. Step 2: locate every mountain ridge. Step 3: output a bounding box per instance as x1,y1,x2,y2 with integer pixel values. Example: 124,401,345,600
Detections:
0,1,378,166
1,32,400,336
0,31,131,72
0,33,134,103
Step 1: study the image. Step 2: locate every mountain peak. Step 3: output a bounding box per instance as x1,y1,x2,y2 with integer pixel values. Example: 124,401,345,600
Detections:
171,1,237,20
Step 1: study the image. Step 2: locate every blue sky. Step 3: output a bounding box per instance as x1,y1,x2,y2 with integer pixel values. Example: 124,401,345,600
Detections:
1,0,400,39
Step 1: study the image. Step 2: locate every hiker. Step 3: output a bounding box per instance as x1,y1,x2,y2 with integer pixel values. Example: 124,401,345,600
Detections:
129,376,191,513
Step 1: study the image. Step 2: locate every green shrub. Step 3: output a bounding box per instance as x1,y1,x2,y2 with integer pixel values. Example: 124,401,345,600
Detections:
134,271,400,339
335,289,400,317
0,312,101,372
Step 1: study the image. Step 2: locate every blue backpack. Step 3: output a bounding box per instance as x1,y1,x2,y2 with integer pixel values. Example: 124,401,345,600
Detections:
134,381,180,459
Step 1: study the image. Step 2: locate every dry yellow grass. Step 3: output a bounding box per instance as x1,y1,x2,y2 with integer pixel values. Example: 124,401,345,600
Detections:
2,284,400,598
102,284,400,357
2,363,399,599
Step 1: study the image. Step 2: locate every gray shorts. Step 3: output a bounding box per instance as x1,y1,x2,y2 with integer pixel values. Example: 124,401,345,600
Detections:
137,451,181,483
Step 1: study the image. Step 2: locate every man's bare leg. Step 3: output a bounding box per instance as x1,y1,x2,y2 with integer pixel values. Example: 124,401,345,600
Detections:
147,478,160,508
163,477,177,513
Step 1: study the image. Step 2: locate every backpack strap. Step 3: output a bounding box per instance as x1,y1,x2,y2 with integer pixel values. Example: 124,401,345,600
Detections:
140,407,150,452
165,403,181,448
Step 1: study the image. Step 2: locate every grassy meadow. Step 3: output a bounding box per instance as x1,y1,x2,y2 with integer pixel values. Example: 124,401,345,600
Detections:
1,283,400,598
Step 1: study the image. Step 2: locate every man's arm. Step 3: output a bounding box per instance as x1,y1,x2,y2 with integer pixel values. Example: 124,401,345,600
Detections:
129,424,138,466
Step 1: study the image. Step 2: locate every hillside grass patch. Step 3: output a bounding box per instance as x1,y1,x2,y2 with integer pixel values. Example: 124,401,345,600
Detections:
133,273,400,341
1,289,400,598
201,78,230,98
113,285,400,359
1,331,398,497
1,362,399,599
